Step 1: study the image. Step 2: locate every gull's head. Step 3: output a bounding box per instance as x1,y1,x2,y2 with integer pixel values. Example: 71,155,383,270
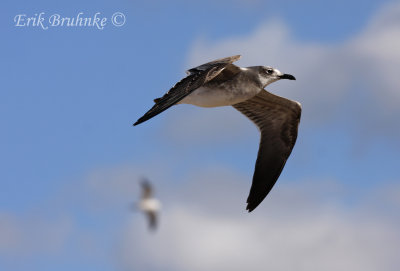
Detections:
252,66,296,88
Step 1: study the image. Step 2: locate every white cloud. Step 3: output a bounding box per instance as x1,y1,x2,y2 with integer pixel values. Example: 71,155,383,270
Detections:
118,171,400,271
59,122,399,271
349,2,400,108
72,163,397,271
2,160,395,271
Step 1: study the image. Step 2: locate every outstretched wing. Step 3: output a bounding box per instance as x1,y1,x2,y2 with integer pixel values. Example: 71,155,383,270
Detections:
133,55,241,126
146,211,158,230
232,90,301,212
141,178,153,199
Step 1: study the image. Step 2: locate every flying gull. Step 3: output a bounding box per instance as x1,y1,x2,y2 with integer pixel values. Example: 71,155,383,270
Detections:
134,55,301,212
137,179,161,230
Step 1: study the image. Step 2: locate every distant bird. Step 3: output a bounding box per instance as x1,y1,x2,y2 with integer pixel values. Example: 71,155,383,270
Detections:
134,55,301,212
138,179,161,230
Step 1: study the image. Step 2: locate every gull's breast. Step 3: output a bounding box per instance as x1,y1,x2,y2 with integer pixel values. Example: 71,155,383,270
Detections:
179,86,260,108
139,198,161,212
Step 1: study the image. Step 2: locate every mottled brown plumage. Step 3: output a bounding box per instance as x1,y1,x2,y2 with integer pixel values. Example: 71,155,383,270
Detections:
233,90,301,211
134,55,241,126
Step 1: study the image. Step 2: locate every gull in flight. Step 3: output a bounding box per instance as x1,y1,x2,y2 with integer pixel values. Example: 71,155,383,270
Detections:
134,55,301,212
137,179,161,230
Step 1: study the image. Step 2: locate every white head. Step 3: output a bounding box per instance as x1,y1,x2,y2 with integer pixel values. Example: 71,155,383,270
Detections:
251,66,296,88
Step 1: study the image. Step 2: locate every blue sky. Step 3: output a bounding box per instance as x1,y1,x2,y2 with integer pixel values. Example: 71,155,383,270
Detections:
1,0,400,270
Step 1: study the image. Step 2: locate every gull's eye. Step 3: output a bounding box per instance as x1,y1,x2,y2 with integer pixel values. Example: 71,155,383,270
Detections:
266,69,273,74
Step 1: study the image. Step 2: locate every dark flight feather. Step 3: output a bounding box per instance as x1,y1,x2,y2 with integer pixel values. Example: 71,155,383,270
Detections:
233,90,301,212
133,55,241,126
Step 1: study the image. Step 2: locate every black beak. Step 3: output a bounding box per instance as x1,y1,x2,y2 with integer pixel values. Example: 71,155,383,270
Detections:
279,74,296,80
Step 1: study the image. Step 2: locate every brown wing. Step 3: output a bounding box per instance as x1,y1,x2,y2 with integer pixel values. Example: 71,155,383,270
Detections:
141,179,153,199
133,55,241,126
146,211,158,230
204,63,242,86
232,90,301,212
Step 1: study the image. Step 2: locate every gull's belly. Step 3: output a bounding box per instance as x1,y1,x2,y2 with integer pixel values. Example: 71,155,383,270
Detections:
179,86,259,107
139,199,161,212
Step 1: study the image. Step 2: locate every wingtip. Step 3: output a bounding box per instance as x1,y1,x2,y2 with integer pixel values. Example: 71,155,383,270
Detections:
246,206,254,213
246,202,255,213
133,119,143,126
233,55,241,61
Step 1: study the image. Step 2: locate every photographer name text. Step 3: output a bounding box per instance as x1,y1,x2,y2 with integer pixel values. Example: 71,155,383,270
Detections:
14,12,126,30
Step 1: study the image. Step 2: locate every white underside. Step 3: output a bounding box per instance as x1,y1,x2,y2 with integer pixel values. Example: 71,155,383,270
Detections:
139,198,161,212
179,86,260,107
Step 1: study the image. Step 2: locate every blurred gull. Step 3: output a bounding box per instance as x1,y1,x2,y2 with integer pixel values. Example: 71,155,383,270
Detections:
137,179,161,230
134,55,301,212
